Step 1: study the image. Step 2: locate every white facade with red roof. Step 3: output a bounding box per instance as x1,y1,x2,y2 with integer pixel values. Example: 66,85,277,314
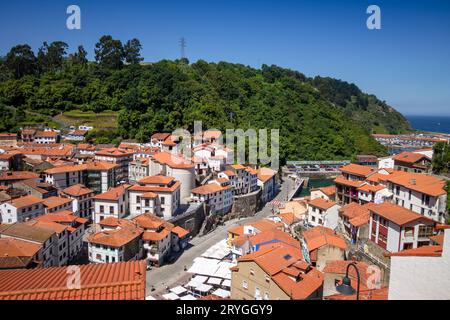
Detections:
307,198,340,230
0,195,45,224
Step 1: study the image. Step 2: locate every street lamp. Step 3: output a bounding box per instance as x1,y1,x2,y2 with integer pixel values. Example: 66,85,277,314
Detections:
335,262,360,300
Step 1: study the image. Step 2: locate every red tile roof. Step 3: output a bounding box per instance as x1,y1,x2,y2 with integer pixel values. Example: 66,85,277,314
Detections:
62,184,93,197
0,171,40,181
386,171,446,197
308,198,337,210
334,176,366,188
370,202,435,226
303,226,347,252
137,175,175,185
393,151,430,164
0,261,146,300
171,226,189,238
42,196,73,210
88,227,142,248
8,195,43,209
0,238,41,269
151,152,194,169
94,184,130,201
340,164,376,177
388,245,443,257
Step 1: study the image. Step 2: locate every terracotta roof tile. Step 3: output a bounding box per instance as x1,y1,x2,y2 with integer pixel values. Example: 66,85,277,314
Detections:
308,198,337,210
303,226,347,252
388,245,443,257
393,152,430,164
62,184,93,197
0,261,146,300
370,202,435,226
340,164,376,177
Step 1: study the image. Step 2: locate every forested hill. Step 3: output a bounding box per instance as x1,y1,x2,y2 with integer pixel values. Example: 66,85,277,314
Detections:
0,37,410,163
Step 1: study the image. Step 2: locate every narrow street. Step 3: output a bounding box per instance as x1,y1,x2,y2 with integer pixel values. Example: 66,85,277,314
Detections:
146,179,296,295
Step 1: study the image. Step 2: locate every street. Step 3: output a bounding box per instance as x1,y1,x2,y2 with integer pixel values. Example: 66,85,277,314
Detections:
146,179,296,295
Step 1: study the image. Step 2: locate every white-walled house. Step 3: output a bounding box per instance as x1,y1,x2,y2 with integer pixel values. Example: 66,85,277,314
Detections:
388,229,450,300
257,167,277,204
307,198,340,230
61,184,94,219
190,179,233,215
386,172,447,223
0,195,45,224
92,185,130,223
128,175,181,220
368,202,436,253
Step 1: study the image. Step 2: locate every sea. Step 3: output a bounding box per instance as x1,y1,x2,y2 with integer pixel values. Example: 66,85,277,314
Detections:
406,115,450,134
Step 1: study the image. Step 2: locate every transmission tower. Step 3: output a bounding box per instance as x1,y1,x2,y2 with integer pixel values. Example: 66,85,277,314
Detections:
179,37,187,59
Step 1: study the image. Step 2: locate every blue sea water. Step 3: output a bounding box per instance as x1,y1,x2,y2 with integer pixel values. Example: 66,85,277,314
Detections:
406,115,450,134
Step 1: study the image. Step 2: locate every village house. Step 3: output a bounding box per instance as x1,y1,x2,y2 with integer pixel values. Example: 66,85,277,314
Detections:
335,164,377,205
0,195,45,224
230,243,324,300
61,184,94,219
0,133,18,147
33,130,60,144
95,148,134,183
92,184,131,223
257,167,277,204
65,130,88,142
87,218,143,264
393,151,432,173
0,221,62,267
368,202,437,252
42,196,73,214
0,171,40,187
310,186,336,201
129,175,181,220
128,157,150,183
34,210,88,261
301,226,347,271
307,198,340,230
0,150,23,171
219,165,258,196
338,202,375,244
227,219,284,247
12,179,58,199
190,178,233,215
385,171,447,223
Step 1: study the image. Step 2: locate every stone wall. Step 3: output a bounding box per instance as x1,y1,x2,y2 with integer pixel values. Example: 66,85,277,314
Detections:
169,203,206,238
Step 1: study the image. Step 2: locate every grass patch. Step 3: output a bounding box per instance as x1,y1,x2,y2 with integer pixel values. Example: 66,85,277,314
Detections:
54,110,118,129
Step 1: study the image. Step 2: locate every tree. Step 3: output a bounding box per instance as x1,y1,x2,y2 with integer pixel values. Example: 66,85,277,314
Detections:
69,45,88,65
5,44,37,78
37,41,68,73
123,38,143,64
94,35,124,69
433,142,450,174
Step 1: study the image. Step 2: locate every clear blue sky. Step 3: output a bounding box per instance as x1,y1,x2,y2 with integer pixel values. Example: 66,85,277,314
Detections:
1,0,450,116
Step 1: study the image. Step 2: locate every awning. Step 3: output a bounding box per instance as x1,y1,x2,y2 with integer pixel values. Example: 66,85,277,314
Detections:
222,279,231,288
196,284,213,293
207,277,222,286
162,293,180,300
170,286,187,295
213,288,230,298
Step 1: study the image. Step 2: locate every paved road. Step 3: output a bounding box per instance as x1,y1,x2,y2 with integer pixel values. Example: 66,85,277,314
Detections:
146,179,296,294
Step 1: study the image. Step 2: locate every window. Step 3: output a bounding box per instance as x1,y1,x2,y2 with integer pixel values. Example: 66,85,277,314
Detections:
418,225,433,238
404,227,414,237
242,281,248,290
250,269,255,276
100,205,104,213
160,197,165,205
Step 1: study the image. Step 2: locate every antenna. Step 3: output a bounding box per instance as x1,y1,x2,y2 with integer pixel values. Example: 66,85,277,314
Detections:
179,37,187,59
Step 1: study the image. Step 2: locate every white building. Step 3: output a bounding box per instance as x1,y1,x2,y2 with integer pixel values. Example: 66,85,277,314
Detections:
307,198,340,230
388,229,450,300
0,195,45,224
190,179,233,215
61,184,94,219
92,185,130,223
257,168,277,204
128,175,180,220
219,165,258,196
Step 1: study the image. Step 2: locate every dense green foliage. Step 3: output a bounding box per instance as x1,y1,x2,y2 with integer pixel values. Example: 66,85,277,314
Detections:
433,142,450,174
0,36,412,163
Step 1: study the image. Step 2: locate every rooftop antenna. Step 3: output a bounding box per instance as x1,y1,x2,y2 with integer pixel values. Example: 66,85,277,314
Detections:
179,37,187,59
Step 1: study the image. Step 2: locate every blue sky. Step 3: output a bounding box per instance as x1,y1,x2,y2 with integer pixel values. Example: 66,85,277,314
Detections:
1,0,450,116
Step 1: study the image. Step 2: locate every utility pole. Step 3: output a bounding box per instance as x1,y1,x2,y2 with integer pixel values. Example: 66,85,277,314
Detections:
179,37,187,59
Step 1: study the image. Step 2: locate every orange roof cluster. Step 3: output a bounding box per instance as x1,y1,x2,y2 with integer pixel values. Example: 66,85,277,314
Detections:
339,202,375,227
340,164,376,177
393,151,430,164
35,130,58,138
94,184,131,201
0,238,42,269
278,212,299,226
386,171,446,197
151,152,194,169
0,260,146,300
308,198,337,210
237,244,323,300
44,161,118,174
62,184,93,197
18,144,74,157
34,210,88,228
370,202,435,226
303,226,347,252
